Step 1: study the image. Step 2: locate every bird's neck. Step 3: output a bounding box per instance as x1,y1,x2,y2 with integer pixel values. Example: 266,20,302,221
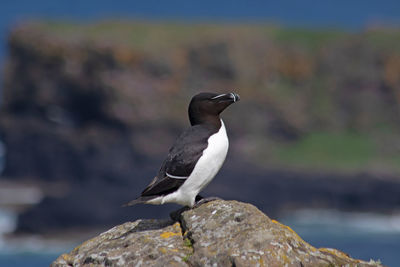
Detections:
190,114,222,129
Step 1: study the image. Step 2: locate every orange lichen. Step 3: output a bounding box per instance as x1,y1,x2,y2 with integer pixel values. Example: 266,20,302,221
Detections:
319,247,359,261
160,231,181,239
172,222,181,231
159,222,182,239
280,252,291,264
271,219,301,238
271,219,316,251
61,253,74,264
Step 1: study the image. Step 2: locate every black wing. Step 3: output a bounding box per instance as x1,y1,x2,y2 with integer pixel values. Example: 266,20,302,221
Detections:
141,124,217,197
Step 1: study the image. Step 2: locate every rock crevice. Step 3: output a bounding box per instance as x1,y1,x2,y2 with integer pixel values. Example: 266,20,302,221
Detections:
51,200,383,267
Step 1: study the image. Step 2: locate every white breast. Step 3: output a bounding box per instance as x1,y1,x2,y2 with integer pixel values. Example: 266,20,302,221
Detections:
161,119,229,207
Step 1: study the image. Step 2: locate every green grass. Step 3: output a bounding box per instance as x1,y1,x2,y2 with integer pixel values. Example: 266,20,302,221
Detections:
35,21,349,49
272,27,349,49
33,20,400,58
275,132,376,170
183,238,193,248
182,254,192,262
182,238,193,262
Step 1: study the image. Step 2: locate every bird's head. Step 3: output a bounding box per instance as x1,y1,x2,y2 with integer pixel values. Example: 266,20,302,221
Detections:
188,92,240,125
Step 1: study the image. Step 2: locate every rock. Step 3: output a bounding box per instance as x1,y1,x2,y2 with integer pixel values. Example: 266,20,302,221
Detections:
51,219,191,267
51,200,382,267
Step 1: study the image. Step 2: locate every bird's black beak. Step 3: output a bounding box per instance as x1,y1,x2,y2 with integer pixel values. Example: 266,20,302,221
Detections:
211,92,240,103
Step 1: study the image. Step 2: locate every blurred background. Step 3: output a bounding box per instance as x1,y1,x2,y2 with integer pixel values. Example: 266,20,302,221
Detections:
1,1,400,266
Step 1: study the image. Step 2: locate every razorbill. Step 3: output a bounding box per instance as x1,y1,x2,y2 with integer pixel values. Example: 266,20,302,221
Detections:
124,92,240,208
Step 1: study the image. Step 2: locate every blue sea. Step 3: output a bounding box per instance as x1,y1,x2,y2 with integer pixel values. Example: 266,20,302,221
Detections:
282,209,400,266
0,208,73,267
0,253,61,267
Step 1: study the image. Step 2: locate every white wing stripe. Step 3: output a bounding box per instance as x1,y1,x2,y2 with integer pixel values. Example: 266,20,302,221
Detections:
166,172,188,179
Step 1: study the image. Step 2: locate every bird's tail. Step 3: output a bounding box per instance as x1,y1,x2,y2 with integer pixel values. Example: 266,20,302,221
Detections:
122,196,158,207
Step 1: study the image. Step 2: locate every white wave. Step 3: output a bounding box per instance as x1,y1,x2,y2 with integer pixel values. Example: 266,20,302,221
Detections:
0,186,43,205
0,209,16,234
0,140,5,174
281,209,400,234
0,208,73,254
0,208,17,250
1,235,74,254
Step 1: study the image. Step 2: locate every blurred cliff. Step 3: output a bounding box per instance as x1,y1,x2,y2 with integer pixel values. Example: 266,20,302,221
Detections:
1,21,400,234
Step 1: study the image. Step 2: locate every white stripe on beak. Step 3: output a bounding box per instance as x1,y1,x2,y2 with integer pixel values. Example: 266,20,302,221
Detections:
230,93,236,102
211,94,226,100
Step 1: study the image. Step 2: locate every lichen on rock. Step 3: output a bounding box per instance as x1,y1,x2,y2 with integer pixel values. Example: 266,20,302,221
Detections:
51,219,192,267
51,200,383,267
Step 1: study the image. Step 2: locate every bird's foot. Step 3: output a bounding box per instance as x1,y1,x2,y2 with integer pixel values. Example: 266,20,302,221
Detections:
170,206,190,221
193,196,222,208
169,196,223,220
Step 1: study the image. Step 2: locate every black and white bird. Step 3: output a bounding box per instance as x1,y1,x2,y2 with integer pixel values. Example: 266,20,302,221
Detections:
124,92,240,208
